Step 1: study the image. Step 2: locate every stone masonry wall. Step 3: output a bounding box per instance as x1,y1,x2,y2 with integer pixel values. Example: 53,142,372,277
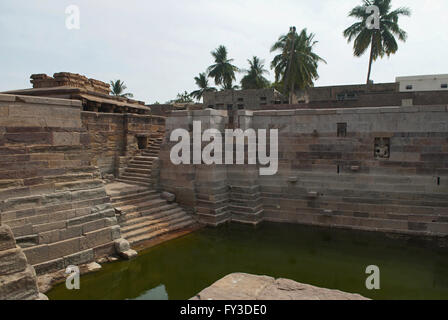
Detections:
0,94,121,275
81,112,166,177
159,105,448,236
0,225,43,300
255,105,448,235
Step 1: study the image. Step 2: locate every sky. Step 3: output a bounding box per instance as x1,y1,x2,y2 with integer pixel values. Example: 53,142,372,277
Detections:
0,0,446,104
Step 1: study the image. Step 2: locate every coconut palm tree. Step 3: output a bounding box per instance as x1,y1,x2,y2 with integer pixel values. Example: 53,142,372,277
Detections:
169,91,194,104
241,56,270,90
271,27,326,104
343,0,411,84
207,45,239,90
190,73,217,102
110,80,134,98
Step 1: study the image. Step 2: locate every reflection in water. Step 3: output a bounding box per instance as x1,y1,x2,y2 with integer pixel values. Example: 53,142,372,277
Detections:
133,285,168,300
48,222,448,300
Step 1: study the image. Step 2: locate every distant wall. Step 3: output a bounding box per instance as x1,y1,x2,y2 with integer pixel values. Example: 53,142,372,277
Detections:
159,105,448,236
255,105,448,235
81,112,166,177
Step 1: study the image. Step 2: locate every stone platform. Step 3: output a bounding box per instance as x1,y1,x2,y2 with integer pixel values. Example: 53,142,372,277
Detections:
191,273,369,300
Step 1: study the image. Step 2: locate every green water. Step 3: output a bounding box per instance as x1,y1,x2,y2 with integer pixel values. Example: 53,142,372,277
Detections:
48,222,448,300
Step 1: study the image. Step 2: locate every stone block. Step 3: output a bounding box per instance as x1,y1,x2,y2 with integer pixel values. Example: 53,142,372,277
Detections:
52,132,80,146
0,265,39,300
63,249,94,267
114,238,131,254
0,225,16,251
0,247,28,275
33,258,64,275
85,227,118,248
23,244,49,266
119,249,138,260
47,238,81,261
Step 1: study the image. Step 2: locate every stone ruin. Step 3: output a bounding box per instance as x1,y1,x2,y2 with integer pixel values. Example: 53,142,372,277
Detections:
31,72,111,95
1,72,448,300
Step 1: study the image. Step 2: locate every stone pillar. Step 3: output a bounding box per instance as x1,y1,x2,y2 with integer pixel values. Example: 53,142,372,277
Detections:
227,111,264,225
159,109,231,225
192,109,230,226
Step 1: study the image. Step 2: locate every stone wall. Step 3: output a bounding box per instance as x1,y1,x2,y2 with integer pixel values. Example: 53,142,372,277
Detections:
81,112,166,177
159,105,448,236
0,94,121,275
255,105,448,236
0,225,44,300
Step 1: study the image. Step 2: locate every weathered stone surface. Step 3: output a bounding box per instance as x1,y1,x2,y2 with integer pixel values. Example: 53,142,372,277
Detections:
0,228,44,300
119,249,138,260
114,238,130,253
0,225,16,251
0,247,28,275
161,192,176,203
192,273,369,300
0,265,40,300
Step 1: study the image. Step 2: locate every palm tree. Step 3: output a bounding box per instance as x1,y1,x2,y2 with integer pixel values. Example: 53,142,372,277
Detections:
343,0,411,84
169,91,194,104
190,73,217,102
241,56,270,90
271,27,326,104
110,80,134,98
207,45,239,90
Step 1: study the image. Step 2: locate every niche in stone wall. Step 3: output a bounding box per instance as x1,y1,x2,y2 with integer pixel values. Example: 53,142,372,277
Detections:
374,138,390,159
137,136,148,150
337,123,347,137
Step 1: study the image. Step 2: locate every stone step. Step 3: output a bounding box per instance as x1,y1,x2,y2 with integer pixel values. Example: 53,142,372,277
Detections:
15,234,39,248
129,159,154,165
6,201,114,239
110,189,156,203
119,175,152,184
0,187,108,214
105,183,149,198
23,226,120,266
121,210,186,234
115,178,152,187
127,163,154,170
120,203,178,222
228,203,263,214
122,204,180,225
263,209,448,236
54,179,104,192
126,216,196,246
261,189,448,207
124,168,152,175
116,198,167,214
141,153,159,157
134,156,157,162
1,195,111,226
112,193,160,208
121,172,152,180
230,192,262,201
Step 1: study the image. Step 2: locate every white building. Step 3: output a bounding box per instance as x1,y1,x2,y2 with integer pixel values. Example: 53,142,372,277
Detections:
396,74,448,92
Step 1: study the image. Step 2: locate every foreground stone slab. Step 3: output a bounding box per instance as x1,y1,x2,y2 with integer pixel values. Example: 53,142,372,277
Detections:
191,273,369,300
0,225,47,300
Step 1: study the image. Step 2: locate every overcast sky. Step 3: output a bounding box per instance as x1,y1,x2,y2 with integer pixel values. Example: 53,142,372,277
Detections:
0,0,446,103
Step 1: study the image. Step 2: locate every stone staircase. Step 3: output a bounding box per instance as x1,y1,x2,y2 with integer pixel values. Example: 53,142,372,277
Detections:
0,146,121,275
116,137,163,187
229,185,264,225
106,182,198,247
